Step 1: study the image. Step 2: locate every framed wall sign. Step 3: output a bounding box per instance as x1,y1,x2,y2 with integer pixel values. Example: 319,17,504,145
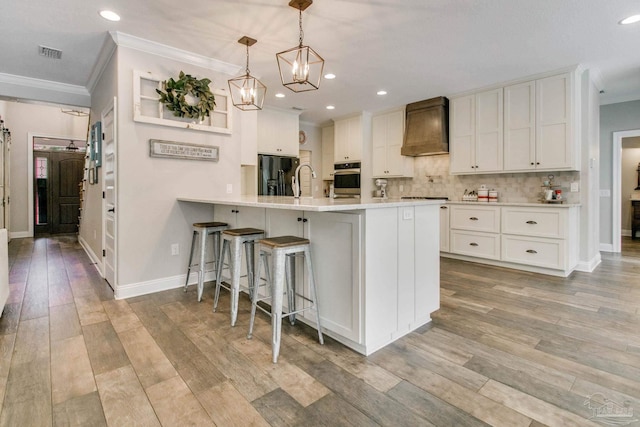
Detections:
149,139,219,162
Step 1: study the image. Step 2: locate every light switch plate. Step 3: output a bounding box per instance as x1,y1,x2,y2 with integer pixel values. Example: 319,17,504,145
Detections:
600,189,611,197
226,184,232,194
570,182,579,192
403,209,413,220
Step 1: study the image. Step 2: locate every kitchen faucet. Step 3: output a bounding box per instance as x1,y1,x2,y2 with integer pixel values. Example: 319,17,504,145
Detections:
292,163,316,198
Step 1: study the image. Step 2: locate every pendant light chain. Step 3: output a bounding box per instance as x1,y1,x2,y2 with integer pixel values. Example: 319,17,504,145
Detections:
245,42,251,75
298,8,304,48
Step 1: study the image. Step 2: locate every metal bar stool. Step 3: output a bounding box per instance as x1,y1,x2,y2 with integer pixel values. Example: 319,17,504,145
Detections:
247,235,323,363
214,228,265,326
184,221,229,302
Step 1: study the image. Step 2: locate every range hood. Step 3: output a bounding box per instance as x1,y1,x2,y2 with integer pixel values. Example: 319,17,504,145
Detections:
401,96,449,156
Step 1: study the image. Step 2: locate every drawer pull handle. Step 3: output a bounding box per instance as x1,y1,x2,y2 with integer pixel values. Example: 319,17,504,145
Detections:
469,242,479,247
469,217,479,221
526,249,537,254
526,220,537,225
440,206,448,210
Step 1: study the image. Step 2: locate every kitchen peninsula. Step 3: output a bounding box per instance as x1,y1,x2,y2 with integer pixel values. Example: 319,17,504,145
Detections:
178,196,443,355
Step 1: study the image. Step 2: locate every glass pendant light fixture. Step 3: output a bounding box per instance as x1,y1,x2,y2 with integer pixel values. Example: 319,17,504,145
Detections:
228,36,267,110
276,0,324,92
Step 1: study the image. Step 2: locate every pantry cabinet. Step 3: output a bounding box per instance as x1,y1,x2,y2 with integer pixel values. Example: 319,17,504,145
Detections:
372,109,413,178
334,115,363,162
504,73,576,171
257,107,300,157
450,89,503,174
321,126,335,180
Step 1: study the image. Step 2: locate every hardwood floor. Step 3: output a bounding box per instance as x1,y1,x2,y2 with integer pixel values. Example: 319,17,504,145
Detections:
1,235,640,426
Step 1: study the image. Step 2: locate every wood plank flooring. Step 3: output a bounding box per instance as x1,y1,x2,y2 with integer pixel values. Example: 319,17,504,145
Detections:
1,235,640,426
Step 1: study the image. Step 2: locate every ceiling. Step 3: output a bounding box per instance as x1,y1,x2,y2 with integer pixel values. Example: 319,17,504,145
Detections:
1,0,639,125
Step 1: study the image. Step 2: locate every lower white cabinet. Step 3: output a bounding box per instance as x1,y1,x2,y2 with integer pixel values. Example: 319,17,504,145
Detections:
439,205,449,252
443,203,579,276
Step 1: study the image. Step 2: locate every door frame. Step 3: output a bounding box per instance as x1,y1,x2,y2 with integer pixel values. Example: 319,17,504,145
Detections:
28,132,82,237
102,98,117,287
611,129,640,253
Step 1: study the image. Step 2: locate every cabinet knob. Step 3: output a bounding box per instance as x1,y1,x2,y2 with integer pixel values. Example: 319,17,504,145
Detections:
297,217,303,222
536,162,540,165
526,249,538,254
530,162,534,165
469,242,479,246
526,220,537,224
440,206,448,210
469,217,478,221
303,218,308,223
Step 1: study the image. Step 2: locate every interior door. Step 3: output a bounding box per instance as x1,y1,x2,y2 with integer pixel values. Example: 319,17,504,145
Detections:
102,99,117,287
50,152,84,234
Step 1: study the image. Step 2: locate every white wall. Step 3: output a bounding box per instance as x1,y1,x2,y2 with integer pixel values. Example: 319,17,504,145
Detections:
111,45,254,295
599,100,640,245
2,101,88,237
300,122,323,198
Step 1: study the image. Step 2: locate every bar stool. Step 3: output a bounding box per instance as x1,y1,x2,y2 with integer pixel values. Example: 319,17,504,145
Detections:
247,235,323,363
184,221,229,302
214,228,265,326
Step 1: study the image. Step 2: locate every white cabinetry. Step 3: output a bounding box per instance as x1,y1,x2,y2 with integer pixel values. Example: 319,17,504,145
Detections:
257,107,300,156
443,204,579,276
334,115,363,162
504,73,576,171
321,126,335,180
439,205,449,252
265,209,362,344
449,205,501,259
372,109,414,178
450,89,503,174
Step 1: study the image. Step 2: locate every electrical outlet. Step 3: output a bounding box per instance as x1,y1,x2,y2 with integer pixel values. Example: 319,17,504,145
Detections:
403,208,413,220
226,184,232,194
600,189,611,197
399,185,404,193
570,182,579,192
171,243,179,256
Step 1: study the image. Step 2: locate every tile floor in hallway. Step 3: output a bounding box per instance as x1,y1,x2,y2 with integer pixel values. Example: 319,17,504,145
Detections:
1,235,640,426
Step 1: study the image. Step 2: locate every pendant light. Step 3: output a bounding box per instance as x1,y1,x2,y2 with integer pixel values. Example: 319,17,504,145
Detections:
228,36,266,111
276,0,324,92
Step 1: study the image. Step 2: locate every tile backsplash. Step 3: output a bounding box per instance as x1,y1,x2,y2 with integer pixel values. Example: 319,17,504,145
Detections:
383,154,581,203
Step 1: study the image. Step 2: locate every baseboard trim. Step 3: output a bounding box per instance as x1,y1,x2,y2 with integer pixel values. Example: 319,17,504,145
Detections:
440,252,573,277
575,253,602,273
599,243,615,253
114,271,217,300
9,231,30,239
78,236,104,276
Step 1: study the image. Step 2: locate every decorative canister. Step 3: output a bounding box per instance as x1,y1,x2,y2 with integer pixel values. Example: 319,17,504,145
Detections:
478,185,489,202
488,189,498,202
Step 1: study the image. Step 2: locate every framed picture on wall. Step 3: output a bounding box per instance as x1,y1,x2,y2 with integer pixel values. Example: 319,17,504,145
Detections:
90,121,102,168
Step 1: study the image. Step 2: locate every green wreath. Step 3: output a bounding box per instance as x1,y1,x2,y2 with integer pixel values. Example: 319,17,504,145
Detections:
156,71,216,121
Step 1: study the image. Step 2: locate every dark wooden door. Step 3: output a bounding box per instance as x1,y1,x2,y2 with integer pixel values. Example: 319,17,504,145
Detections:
34,151,84,235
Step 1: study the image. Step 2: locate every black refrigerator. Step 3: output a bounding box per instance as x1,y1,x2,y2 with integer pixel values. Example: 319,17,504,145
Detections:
258,154,300,196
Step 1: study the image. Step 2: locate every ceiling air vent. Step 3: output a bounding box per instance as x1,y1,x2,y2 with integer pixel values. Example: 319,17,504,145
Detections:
291,106,305,111
38,45,62,60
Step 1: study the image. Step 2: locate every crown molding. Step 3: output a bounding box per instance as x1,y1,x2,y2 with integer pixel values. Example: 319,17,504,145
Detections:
0,72,89,96
109,31,242,76
0,72,90,107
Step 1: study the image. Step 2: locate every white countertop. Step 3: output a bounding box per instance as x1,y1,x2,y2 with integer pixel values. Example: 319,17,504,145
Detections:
446,201,580,208
177,195,445,212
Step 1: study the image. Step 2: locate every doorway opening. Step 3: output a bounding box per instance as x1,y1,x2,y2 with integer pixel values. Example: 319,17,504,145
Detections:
612,129,640,256
33,137,86,235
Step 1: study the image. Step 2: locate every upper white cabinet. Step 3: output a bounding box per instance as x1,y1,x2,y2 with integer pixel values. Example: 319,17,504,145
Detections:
452,70,580,175
321,126,335,180
450,88,503,174
334,115,363,162
504,73,576,171
257,107,300,157
372,109,414,178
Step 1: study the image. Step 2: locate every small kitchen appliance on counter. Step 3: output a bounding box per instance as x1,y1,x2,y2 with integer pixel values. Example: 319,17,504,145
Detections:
374,178,387,198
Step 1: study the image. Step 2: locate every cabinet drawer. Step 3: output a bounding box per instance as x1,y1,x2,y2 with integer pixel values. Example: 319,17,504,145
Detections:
450,205,500,233
450,230,500,259
501,235,564,269
502,207,565,238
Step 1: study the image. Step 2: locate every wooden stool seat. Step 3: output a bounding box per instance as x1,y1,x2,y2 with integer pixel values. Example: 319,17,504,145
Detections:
193,221,228,228
259,236,310,248
223,227,265,237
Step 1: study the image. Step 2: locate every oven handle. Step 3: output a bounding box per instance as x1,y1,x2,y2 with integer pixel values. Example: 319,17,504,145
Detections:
333,169,361,175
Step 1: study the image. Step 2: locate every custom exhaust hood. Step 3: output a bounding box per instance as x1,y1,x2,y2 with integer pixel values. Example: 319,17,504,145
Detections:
401,96,449,156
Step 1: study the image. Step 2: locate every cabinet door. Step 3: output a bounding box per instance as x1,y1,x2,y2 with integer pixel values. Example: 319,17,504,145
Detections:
504,81,535,171
305,211,362,343
347,115,363,161
536,73,572,169
475,88,503,172
214,205,240,228
321,126,335,180
384,110,410,177
257,108,299,157
371,114,387,176
333,119,350,162
450,95,475,173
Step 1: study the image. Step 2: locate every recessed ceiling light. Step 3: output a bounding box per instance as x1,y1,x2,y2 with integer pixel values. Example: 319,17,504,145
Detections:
326,105,335,110
620,14,640,24
275,93,285,98
377,90,387,96
99,10,121,22
324,73,336,79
